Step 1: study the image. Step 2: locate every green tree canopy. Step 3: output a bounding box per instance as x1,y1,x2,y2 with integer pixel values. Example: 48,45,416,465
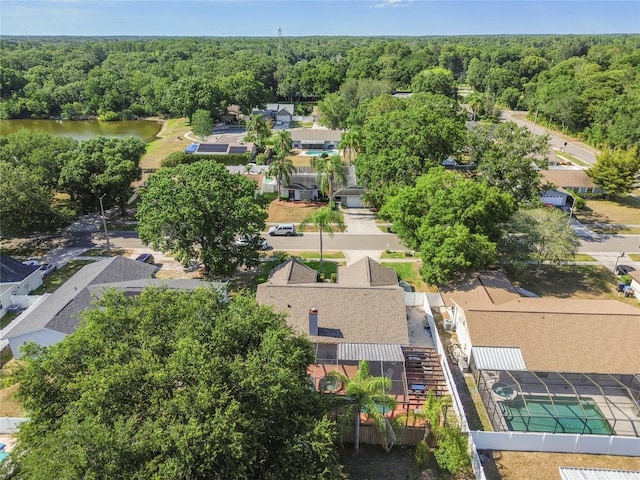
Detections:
587,146,640,196
466,123,549,204
500,207,580,274
58,135,145,214
381,168,516,285
191,108,213,141
411,67,457,98
6,288,339,480
136,161,268,277
355,93,467,208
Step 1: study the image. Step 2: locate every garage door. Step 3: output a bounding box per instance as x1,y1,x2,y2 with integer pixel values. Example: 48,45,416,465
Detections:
345,196,364,208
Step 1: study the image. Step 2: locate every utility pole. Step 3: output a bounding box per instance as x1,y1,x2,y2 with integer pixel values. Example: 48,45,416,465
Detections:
99,194,111,254
532,107,539,135
613,252,625,274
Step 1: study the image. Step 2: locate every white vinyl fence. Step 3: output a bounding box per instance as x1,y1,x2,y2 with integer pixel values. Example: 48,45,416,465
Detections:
471,431,640,457
0,418,27,433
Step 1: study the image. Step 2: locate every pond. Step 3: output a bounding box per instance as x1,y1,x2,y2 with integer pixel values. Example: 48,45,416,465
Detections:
0,119,162,143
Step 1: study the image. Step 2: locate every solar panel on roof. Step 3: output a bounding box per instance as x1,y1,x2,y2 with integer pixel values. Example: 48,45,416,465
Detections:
197,143,228,153
228,146,247,154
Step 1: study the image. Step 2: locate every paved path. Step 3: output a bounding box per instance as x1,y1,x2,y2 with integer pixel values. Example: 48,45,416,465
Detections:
341,208,382,234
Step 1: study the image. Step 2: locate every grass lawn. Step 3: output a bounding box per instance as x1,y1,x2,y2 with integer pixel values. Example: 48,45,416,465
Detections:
381,262,437,293
0,312,19,329
629,253,640,261
552,149,589,167
303,260,341,278
30,260,95,295
81,248,128,257
287,154,313,167
571,253,596,261
140,118,192,170
380,251,419,259
278,251,344,259
0,383,24,417
483,451,640,480
574,194,640,226
510,264,636,304
267,200,324,223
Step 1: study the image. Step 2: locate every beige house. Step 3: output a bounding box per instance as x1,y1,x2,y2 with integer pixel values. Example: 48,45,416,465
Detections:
540,169,605,196
442,271,640,436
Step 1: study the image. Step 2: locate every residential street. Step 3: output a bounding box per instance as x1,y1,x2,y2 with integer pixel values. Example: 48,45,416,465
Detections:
501,110,599,166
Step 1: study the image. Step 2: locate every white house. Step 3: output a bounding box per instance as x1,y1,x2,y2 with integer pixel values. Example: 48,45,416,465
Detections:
1,256,226,358
0,255,43,317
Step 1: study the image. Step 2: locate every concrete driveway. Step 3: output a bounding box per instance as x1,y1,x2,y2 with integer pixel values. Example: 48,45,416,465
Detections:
341,208,382,234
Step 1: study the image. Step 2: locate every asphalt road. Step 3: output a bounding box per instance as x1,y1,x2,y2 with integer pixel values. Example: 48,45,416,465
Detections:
105,229,639,255
501,110,598,166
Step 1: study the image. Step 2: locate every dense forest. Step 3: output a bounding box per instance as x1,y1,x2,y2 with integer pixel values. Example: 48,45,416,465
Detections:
1,35,639,148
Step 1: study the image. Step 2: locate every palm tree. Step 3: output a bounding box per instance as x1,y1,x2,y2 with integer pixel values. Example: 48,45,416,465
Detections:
339,130,362,165
467,91,484,121
397,391,451,443
298,206,344,276
311,154,347,206
267,130,295,198
271,129,292,158
244,113,272,152
268,156,296,198
328,360,397,455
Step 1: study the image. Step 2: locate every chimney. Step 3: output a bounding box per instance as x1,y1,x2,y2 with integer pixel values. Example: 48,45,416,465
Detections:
308,308,318,336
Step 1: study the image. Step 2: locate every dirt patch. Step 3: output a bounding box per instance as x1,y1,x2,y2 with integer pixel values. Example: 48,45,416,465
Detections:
482,450,640,480
338,444,442,479
267,200,323,223
0,383,24,417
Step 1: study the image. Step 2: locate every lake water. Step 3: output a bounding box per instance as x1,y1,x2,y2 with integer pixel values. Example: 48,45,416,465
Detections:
0,119,162,143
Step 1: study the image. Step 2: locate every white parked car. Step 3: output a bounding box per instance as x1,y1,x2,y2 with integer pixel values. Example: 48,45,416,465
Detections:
235,236,269,250
268,223,297,236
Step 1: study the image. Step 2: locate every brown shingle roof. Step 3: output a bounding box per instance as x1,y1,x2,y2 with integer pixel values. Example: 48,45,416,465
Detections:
257,257,408,345
338,257,398,287
467,311,640,374
256,283,408,345
444,271,640,374
540,169,597,189
266,259,318,285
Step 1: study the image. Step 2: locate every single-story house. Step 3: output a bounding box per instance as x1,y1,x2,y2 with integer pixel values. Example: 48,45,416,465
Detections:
290,129,343,151
333,165,368,208
540,169,606,196
0,255,43,317
628,270,640,301
185,134,256,157
257,257,448,412
540,188,570,207
280,172,320,201
441,271,640,436
1,256,225,358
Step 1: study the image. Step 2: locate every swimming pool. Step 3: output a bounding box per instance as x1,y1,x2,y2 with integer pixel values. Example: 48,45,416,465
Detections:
499,395,614,434
304,150,339,157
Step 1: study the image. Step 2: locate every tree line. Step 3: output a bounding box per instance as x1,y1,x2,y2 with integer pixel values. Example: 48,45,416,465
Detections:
0,130,145,237
1,34,639,148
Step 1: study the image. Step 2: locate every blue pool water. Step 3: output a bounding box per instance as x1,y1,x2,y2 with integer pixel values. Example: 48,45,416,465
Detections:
304,150,339,156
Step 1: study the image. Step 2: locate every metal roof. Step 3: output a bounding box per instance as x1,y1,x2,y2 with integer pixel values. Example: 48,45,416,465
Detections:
559,467,640,480
338,343,404,362
472,346,527,371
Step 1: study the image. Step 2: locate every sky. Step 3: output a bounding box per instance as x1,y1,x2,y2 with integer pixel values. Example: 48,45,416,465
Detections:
1,0,639,37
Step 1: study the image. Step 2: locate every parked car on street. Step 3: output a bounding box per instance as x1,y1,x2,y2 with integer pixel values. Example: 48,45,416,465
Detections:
268,223,296,236
135,253,155,264
235,236,269,250
38,263,57,278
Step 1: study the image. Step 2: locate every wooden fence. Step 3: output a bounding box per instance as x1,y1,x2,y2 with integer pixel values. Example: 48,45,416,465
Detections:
340,424,425,447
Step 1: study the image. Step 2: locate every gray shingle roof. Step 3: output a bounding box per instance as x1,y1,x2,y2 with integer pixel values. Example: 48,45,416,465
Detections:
0,254,39,283
3,256,157,338
266,259,318,285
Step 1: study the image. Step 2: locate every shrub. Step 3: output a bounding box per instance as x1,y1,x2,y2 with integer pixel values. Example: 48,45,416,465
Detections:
330,273,337,283
98,110,120,122
415,440,431,467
